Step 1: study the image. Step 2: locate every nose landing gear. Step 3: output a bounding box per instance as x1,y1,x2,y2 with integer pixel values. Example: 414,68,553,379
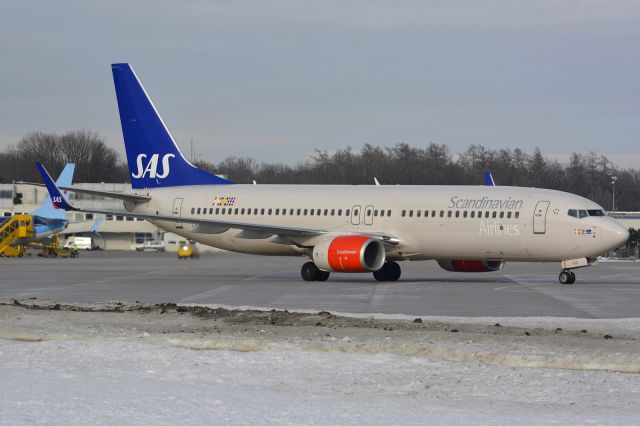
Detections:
559,270,576,285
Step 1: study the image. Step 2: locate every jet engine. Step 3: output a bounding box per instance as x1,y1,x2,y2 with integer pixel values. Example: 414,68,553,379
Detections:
313,236,386,272
437,259,505,272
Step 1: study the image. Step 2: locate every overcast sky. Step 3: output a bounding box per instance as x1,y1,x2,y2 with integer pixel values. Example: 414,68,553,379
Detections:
1,1,639,167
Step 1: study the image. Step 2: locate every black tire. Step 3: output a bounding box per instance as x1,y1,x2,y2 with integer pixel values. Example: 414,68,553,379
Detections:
386,261,401,281
568,272,576,284
316,270,330,281
373,261,402,282
559,271,573,285
301,262,321,281
373,268,387,281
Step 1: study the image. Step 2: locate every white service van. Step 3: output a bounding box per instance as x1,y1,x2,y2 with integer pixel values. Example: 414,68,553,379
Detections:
64,236,93,251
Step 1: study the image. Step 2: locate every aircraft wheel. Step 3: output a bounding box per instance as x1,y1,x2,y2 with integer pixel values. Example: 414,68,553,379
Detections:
387,261,401,281
373,268,386,281
373,262,402,282
559,270,575,285
316,270,330,281
301,262,321,281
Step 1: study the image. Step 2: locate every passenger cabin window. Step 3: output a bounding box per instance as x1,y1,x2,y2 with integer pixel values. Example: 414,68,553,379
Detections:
402,210,406,217
197,208,201,214
191,208,195,214
515,212,520,219
499,212,505,219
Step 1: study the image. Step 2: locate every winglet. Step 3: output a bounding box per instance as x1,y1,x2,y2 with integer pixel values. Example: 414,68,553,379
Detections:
484,171,495,186
36,162,79,211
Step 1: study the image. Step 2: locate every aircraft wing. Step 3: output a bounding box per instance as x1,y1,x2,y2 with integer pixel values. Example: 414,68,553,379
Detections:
17,181,151,203
35,162,400,244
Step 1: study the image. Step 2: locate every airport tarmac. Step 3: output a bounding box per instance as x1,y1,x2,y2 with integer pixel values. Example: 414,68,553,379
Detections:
1,251,639,318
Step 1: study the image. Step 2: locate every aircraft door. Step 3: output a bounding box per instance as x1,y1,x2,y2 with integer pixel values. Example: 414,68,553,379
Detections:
351,205,361,225
533,201,550,234
364,205,374,225
172,198,184,229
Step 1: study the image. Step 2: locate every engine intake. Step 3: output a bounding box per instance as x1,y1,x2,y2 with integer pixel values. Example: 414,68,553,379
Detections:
437,259,505,273
313,236,386,272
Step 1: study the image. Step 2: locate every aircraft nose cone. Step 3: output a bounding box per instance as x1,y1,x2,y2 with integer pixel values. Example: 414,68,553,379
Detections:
615,225,630,247
606,221,629,249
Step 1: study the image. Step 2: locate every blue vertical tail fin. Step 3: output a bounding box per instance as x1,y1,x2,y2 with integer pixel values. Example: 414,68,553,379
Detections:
111,63,232,189
32,163,75,219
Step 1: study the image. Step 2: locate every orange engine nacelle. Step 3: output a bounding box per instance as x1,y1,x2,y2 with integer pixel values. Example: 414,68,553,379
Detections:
313,236,386,272
437,259,505,273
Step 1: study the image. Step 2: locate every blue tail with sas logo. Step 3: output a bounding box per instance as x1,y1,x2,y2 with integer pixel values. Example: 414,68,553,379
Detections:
31,163,75,219
111,63,232,189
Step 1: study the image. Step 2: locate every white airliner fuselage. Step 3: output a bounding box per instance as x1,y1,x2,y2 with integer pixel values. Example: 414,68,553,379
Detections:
129,184,627,263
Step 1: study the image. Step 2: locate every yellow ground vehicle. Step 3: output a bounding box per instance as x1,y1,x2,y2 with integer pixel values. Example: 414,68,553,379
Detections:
178,241,199,259
35,235,78,258
0,215,33,257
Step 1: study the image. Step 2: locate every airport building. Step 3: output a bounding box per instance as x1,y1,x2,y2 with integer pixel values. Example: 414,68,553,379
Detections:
0,182,204,252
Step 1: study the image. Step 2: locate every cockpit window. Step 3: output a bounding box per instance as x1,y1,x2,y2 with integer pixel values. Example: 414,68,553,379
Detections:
587,209,605,216
578,210,588,218
567,209,577,218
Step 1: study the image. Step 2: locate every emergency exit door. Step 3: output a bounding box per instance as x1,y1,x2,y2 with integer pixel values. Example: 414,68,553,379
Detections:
533,201,550,234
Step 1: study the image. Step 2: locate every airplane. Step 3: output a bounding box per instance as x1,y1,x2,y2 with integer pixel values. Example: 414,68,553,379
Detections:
2,164,76,247
35,63,629,284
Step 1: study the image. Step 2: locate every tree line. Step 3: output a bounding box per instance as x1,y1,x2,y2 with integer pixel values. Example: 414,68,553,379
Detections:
200,143,639,211
1,131,638,210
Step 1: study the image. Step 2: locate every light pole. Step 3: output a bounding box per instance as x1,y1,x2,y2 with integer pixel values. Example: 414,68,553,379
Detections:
611,176,617,211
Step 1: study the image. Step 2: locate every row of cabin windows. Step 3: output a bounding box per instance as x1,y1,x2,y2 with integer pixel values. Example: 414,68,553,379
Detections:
189,206,519,220
189,207,381,217
402,209,520,219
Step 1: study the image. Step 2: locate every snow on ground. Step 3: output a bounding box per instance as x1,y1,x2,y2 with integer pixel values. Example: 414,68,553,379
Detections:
2,339,639,425
1,301,640,425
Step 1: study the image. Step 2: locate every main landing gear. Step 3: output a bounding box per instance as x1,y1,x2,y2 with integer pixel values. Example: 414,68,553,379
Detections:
373,261,401,282
559,270,576,285
300,261,402,282
301,262,330,281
